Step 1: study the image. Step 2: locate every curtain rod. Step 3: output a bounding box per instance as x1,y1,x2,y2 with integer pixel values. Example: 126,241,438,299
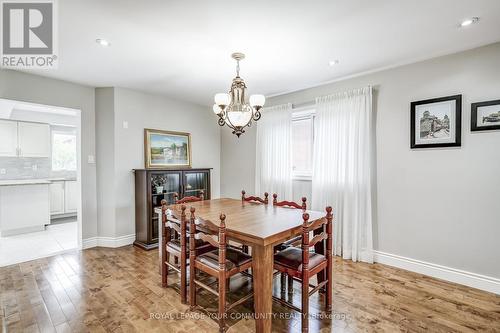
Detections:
290,85,373,110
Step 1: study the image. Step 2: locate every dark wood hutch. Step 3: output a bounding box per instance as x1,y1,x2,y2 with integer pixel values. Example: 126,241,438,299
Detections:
133,168,212,250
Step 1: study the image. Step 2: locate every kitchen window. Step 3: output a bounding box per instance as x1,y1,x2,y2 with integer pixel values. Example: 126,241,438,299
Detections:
291,109,315,180
51,129,77,171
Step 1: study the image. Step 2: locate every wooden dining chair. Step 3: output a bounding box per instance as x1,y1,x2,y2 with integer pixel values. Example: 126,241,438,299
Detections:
273,193,307,249
168,192,204,265
174,189,204,204
272,193,307,293
272,207,333,333
241,190,269,204
239,190,269,253
189,208,253,333
273,193,307,210
161,202,214,304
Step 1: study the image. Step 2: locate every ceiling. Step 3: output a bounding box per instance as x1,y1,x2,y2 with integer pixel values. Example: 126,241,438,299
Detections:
19,0,500,106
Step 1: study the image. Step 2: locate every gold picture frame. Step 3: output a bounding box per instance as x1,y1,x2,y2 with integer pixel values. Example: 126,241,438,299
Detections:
144,129,192,169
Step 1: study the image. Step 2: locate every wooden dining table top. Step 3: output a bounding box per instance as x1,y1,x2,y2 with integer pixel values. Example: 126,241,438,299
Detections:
167,198,326,247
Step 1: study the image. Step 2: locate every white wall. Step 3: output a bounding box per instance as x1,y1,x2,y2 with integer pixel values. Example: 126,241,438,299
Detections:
96,87,221,239
221,42,500,280
0,69,98,239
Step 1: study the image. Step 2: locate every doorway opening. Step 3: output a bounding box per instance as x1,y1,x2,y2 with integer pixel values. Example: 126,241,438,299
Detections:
0,98,82,267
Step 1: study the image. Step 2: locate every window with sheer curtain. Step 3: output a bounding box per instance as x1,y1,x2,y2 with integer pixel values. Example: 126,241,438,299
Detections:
312,86,374,263
255,90,373,264
291,111,314,179
255,103,293,199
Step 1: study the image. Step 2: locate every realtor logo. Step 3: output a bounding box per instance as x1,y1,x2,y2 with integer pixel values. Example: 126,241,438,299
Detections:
1,0,58,68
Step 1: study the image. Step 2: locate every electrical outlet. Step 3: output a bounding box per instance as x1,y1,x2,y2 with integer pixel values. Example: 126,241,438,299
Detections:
0,168,6,175
88,155,95,164
123,121,129,129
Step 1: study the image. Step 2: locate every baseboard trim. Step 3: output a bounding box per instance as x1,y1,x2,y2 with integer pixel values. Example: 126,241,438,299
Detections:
82,237,97,249
373,251,500,295
82,234,135,249
0,225,45,237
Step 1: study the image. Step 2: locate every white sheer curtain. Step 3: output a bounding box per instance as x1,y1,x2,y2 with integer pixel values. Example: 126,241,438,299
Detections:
255,103,293,199
312,87,374,263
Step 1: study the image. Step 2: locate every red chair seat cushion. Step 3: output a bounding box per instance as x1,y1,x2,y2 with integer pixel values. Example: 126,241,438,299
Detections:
196,248,252,271
274,247,326,272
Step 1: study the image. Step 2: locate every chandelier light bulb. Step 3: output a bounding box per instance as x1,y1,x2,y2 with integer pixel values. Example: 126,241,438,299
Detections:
250,94,266,108
212,104,222,115
214,93,230,106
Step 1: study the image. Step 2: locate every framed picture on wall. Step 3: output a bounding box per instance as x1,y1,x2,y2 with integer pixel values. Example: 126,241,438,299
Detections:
144,129,192,168
410,95,462,149
471,99,500,132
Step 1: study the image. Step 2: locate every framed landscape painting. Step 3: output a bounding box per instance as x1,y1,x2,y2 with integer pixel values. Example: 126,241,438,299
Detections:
144,129,191,168
471,99,500,132
410,95,462,149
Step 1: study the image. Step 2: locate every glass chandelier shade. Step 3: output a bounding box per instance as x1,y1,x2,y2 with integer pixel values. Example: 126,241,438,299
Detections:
213,53,265,137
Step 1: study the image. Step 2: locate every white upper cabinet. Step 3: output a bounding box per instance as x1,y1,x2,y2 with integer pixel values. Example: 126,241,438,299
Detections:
18,122,50,157
0,120,18,157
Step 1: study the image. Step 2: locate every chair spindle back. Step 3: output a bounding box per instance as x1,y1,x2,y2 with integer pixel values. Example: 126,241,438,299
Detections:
272,193,307,210
241,190,269,204
174,190,205,204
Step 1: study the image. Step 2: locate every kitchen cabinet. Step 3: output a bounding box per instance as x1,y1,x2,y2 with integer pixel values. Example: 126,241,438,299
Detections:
0,182,50,236
0,120,18,157
18,122,50,157
64,180,78,213
0,120,50,158
50,181,65,214
50,180,78,216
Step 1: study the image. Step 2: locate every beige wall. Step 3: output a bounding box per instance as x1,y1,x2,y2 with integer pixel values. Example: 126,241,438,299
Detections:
0,69,98,239
220,42,500,279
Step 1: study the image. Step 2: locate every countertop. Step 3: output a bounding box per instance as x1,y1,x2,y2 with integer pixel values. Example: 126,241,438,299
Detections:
0,179,51,186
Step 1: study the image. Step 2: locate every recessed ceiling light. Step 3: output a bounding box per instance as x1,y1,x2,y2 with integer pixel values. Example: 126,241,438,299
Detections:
460,17,479,27
96,38,110,47
329,59,340,66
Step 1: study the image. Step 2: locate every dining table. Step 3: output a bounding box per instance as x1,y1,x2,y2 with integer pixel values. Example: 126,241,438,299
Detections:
163,198,327,333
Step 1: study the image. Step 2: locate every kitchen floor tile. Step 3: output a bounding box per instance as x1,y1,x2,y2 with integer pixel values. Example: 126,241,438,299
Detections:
0,222,77,267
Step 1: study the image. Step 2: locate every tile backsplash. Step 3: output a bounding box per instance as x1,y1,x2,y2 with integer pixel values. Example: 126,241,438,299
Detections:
0,157,50,180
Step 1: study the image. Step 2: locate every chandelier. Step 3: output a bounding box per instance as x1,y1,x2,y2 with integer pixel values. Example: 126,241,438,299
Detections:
213,52,265,137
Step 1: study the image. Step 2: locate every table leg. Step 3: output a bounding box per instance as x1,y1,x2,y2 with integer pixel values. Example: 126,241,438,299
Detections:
252,244,273,333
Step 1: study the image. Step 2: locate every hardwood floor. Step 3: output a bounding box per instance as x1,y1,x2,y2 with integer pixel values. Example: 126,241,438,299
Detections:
1,246,499,332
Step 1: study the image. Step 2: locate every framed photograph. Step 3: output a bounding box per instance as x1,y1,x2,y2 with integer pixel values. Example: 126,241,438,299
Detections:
410,95,462,149
144,129,191,168
471,99,500,132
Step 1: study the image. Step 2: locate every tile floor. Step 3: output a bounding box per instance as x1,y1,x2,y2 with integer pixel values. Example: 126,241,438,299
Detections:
0,221,77,267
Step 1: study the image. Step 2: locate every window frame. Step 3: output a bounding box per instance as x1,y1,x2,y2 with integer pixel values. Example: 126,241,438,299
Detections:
291,107,315,181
